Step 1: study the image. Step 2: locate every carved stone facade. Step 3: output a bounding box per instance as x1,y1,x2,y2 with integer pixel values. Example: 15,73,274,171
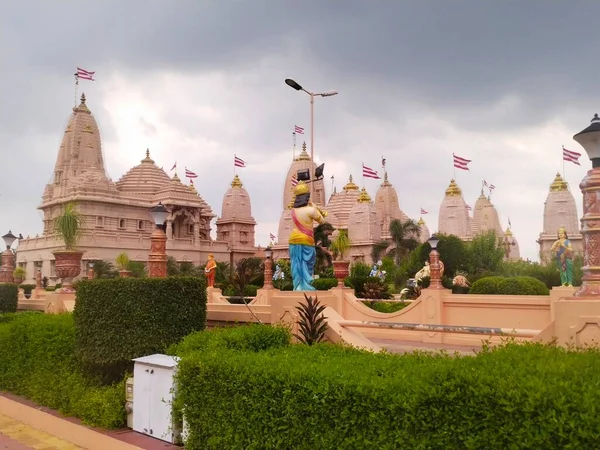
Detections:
16,94,247,284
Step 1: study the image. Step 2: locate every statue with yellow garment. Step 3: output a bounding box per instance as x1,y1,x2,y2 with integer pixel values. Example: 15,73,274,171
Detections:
288,181,327,291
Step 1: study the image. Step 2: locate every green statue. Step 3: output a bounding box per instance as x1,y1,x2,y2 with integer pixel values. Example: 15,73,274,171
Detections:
550,227,573,286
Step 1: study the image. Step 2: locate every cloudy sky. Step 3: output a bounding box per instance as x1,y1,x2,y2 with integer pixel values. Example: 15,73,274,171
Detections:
1,1,598,261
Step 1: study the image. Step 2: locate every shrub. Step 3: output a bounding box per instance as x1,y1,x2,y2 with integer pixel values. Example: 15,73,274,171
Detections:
470,276,549,295
176,342,600,449
346,276,392,299
169,323,291,356
74,276,207,381
21,284,36,296
311,277,338,290
0,284,18,312
363,301,409,313
0,312,125,428
244,284,260,297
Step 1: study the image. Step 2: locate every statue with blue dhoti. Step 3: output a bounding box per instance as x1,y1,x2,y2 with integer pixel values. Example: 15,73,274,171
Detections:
288,181,327,291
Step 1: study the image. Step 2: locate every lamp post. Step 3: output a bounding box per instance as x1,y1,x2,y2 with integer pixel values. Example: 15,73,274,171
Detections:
285,78,338,200
263,246,274,289
572,114,600,297
427,234,443,289
148,202,169,278
0,231,17,283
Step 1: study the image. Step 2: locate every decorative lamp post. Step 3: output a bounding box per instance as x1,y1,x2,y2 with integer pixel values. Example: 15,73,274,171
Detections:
0,230,17,283
427,234,443,289
573,113,600,297
263,246,274,289
148,202,169,278
284,78,338,199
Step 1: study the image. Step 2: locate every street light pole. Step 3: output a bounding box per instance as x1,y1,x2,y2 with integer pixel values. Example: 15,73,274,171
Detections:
285,78,338,202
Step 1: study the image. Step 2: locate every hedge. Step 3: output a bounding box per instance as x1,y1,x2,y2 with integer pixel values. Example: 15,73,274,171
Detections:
175,340,600,449
0,312,125,428
470,276,549,295
74,276,207,380
311,277,338,290
0,283,18,312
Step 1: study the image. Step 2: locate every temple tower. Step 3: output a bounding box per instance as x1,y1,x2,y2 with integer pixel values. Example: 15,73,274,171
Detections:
374,171,409,239
417,217,431,243
326,175,361,230
471,190,503,237
348,188,381,263
438,179,471,240
282,142,326,209
216,175,257,260
538,173,583,263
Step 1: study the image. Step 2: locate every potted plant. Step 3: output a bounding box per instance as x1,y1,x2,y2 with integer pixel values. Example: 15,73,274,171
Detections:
52,202,84,292
330,230,351,287
12,266,26,285
116,252,131,278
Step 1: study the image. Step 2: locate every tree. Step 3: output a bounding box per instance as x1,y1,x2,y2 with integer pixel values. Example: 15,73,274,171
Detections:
467,231,505,275
371,219,421,265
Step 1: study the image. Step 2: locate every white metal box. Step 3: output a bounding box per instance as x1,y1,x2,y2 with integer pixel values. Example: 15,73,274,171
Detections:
132,354,180,444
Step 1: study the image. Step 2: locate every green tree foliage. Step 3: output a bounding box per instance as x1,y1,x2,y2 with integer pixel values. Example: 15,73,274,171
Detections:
466,230,505,275
0,284,18,312
371,219,421,264
229,258,264,297
91,260,118,279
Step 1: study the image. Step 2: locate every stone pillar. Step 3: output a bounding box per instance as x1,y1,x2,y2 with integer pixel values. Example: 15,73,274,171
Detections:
0,249,15,283
148,228,167,278
428,249,443,289
574,168,600,296
166,220,173,242
263,256,273,289
35,266,42,289
193,222,199,247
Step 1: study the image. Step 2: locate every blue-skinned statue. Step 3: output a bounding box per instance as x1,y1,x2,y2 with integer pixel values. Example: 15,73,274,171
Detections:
288,181,327,291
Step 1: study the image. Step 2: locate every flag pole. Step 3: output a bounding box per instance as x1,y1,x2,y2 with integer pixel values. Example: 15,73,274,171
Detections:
562,145,566,180
74,73,79,107
452,154,456,179
361,162,365,188
292,131,296,161
233,154,236,176
331,175,335,193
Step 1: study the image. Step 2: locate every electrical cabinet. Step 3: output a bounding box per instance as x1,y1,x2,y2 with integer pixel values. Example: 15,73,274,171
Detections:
132,354,180,444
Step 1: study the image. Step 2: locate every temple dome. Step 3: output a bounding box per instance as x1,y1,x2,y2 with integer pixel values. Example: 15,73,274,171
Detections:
471,190,503,236
417,217,431,243
438,179,471,239
116,149,172,195
281,142,326,208
375,171,409,239
220,175,254,221
542,173,579,235
325,175,361,229
348,188,381,244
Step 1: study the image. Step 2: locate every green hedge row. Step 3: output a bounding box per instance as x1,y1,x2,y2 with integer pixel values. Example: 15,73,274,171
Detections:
0,284,18,312
0,312,125,428
175,337,600,449
74,277,207,381
470,276,550,295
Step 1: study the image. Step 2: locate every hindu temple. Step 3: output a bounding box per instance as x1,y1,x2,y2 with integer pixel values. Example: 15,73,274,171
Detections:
15,94,257,283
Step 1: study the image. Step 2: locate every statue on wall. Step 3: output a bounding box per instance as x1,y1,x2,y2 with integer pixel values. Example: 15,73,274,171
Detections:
288,181,327,291
204,253,217,288
550,227,574,286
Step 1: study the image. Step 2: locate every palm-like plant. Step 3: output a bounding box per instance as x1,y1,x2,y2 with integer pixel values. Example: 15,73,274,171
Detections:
371,219,421,265
53,202,82,250
294,294,329,345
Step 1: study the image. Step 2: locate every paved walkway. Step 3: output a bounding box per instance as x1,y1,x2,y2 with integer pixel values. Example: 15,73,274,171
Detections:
0,414,81,449
371,338,480,356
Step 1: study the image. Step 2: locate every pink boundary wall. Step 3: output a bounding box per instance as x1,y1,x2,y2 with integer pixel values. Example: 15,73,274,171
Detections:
20,285,598,350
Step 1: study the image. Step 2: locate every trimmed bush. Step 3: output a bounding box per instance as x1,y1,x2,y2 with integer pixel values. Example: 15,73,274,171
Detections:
169,323,291,356
363,300,409,313
176,342,600,449
470,276,549,295
74,276,207,380
311,277,338,290
0,312,125,428
0,284,18,312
